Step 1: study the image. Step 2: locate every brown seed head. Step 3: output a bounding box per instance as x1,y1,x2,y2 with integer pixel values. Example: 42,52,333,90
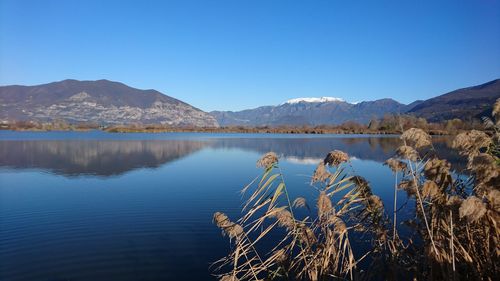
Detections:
446,195,462,207
257,152,279,168
422,180,440,200
467,153,499,184
213,212,244,238
367,195,383,212
385,157,407,173
271,209,295,229
273,249,288,263
317,191,333,218
327,216,347,233
300,226,317,245
487,189,500,212
324,150,349,166
351,176,372,197
452,130,492,158
401,128,432,148
226,224,244,239
213,212,231,228
398,180,417,196
312,162,331,183
293,197,307,209
398,180,415,190
459,196,487,223
424,158,451,182
396,145,419,161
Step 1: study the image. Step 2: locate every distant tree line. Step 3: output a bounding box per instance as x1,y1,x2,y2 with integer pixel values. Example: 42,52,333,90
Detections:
0,114,486,135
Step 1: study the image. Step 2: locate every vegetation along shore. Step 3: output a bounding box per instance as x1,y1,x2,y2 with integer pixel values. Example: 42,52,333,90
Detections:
1,113,487,136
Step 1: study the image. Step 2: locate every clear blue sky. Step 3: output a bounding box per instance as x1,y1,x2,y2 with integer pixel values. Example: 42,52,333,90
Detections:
1,0,499,111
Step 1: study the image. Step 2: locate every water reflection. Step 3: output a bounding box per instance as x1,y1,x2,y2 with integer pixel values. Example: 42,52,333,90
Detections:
213,137,402,162
0,135,464,177
0,140,208,177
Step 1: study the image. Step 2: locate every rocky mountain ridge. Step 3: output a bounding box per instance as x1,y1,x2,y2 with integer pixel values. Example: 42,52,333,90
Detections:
210,98,407,126
0,79,219,127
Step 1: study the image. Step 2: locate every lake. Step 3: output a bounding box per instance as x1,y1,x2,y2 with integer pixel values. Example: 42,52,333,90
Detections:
0,131,463,281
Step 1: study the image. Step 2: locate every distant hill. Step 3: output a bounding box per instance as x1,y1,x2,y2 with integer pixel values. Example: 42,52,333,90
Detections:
408,79,500,122
0,79,219,127
210,98,406,126
404,100,424,112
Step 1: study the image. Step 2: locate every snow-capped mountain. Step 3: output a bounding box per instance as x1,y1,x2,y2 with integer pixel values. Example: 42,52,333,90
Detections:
283,97,346,104
210,98,406,126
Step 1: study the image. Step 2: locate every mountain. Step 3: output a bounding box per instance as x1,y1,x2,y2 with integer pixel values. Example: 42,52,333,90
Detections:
210,97,406,126
404,100,424,112
408,79,500,122
0,79,219,127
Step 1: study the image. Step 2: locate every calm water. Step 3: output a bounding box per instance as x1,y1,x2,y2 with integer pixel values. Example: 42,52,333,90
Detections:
0,131,462,281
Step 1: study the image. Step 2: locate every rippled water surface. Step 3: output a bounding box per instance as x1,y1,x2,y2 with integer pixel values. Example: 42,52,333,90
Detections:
0,131,462,280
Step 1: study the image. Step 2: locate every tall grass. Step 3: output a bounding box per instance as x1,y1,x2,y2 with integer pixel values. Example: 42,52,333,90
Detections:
212,99,500,281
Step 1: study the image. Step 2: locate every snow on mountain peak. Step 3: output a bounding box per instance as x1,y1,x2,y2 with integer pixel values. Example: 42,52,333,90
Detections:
283,97,345,105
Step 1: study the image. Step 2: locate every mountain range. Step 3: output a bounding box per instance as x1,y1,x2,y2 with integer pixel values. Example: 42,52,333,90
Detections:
210,79,499,126
0,78,499,127
210,98,418,126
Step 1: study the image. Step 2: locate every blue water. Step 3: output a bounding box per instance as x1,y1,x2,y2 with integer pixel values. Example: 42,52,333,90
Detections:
0,131,461,280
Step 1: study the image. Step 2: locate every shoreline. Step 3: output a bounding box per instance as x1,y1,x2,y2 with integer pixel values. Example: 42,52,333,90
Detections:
0,127,452,135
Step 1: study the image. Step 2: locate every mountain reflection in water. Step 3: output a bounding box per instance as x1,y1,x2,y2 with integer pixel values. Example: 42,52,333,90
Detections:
0,140,208,177
0,135,464,177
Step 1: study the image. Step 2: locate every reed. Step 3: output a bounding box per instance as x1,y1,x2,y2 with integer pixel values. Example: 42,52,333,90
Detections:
212,99,500,280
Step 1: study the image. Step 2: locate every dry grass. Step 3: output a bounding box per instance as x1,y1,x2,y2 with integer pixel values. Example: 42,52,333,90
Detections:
212,105,500,280
212,150,365,281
